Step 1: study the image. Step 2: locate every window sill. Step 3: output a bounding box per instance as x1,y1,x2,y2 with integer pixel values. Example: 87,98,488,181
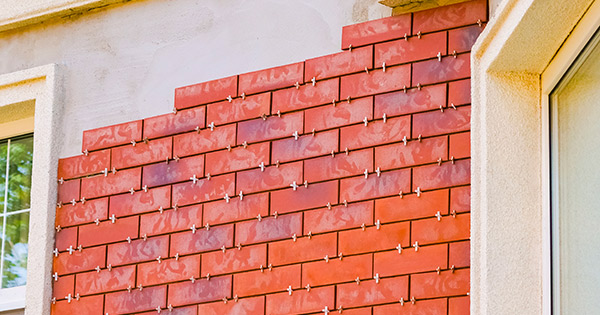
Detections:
0,286,25,311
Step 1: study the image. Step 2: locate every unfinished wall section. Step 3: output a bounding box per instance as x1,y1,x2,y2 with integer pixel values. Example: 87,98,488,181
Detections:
52,1,485,313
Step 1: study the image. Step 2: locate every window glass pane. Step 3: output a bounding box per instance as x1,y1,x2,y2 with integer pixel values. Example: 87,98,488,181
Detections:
7,136,33,212
0,142,7,208
1,212,29,288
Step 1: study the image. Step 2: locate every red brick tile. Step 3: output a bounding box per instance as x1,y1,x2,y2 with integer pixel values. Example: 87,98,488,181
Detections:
411,269,469,298
175,75,237,109
169,224,233,256
269,232,337,266
374,84,446,118
51,295,104,315
451,186,470,213
450,241,470,268
449,24,483,53
340,169,411,202
82,120,142,152
271,129,338,163
411,213,470,245
341,15,411,48
413,105,470,137
110,186,171,217
304,148,373,182
197,296,264,315
450,131,470,159
137,306,197,315
138,255,200,286
375,136,447,170
233,264,301,296
337,276,408,308
142,154,204,187
304,201,373,234
412,159,470,191
58,150,110,180
342,308,373,315
105,285,167,314
173,124,236,157
449,79,471,106
373,298,447,315
305,46,373,81
80,168,141,199
55,227,77,251
167,276,232,306
340,116,410,151
75,265,135,295
202,244,266,275
107,235,169,266
204,193,269,225
57,179,80,204
305,96,373,132
207,92,270,125
271,181,338,214
56,198,108,227
412,53,470,85
205,142,270,175
266,286,335,315
413,0,487,34
53,274,74,299
375,32,447,66
54,246,105,275
339,221,410,255
140,204,202,236
374,243,447,277
341,65,410,99
235,213,302,244
237,111,304,144
236,161,302,194
172,173,235,206
303,254,372,287
272,78,339,113
449,296,470,315
111,137,172,169
79,216,139,247
376,189,450,223
239,62,304,95
144,106,206,139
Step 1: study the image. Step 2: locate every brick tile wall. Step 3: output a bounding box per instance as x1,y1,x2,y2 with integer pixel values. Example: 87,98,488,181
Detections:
52,0,485,313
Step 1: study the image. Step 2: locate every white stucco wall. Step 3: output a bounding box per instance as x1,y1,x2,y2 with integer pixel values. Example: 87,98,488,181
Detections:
0,0,390,158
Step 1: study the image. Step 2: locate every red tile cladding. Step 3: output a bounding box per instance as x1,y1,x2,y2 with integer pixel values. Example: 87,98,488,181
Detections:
374,243,448,277
410,269,470,298
52,274,74,299
375,135,447,170
302,254,372,286
411,213,471,245
207,92,270,125
450,241,471,268
266,286,335,315
268,232,337,265
57,179,80,204
139,204,202,236
80,168,141,199
173,123,236,157
338,222,410,255
374,83,446,118
340,65,410,99
109,185,171,217
272,77,339,113
450,25,484,53
412,53,470,85
238,62,304,95
167,276,231,306
196,296,264,315
111,136,172,169
373,298,447,315
305,96,373,132
451,186,471,212
82,120,142,152
55,227,77,251
138,306,197,315
237,111,304,144
340,169,411,202
449,79,471,105
376,189,450,223
235,213,302,244
449,296,470,315
75,265,135,295
171,173,235,206
413,159,470,191
137,255,200,286
236,161,303,194
413,105,470,137
341,14,411,49
270,181,338,214
51,295,104,315
205,142,270,175
105,285,167,314
375,31,447,66
143,106,205,139
57,149,110,180
201,244,266,275
271,129,339,163
450,131,471,159
174,75,237,110
413,0,487,34
305,46,373,81
304,148,373,182
233,264,301,296
55,197,108,227
169,224,233,256
203,193,269,225
53,246,105,275
142,154,204,187
336,276,409,308
78,216,139,247
340,116,410,151
107,235,169,266
304,201,374,234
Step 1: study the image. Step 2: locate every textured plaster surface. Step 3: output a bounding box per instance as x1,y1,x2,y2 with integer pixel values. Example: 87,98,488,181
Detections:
0,0,389,158
471,0,593,314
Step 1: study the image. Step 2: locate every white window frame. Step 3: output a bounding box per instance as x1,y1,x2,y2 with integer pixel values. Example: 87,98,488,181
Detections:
0,64,61,314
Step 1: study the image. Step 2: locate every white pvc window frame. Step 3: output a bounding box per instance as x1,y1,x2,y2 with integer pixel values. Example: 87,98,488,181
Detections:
0,64,61,313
